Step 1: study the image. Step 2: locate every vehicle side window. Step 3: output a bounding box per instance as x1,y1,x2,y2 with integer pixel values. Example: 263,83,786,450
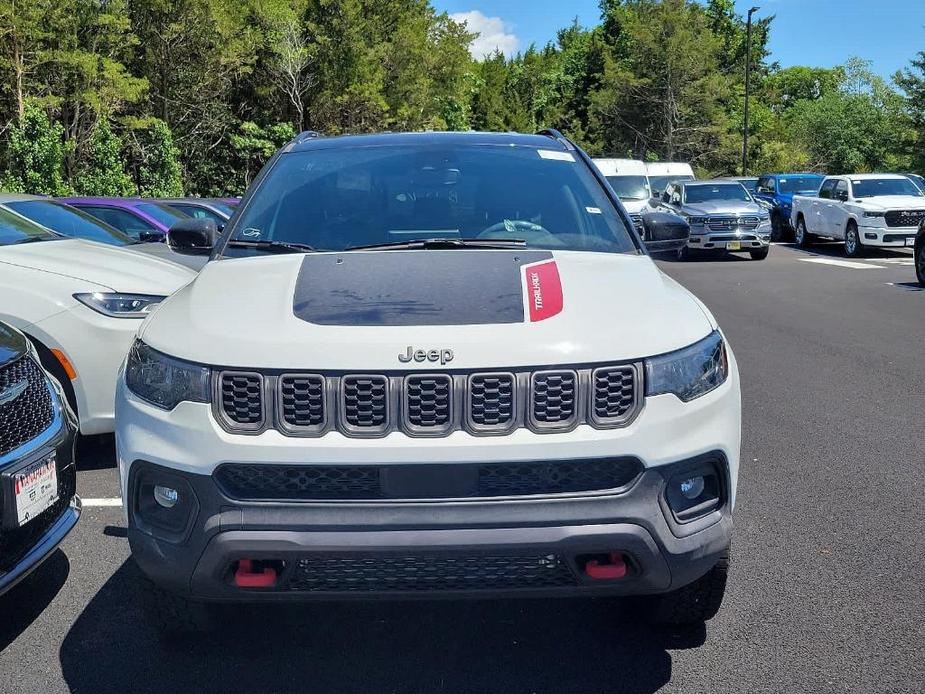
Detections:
834,180,848,201
670,187,682,205
661,185,672,204
818,180,835,200
765,178,776,193
78,206,156,240
174,204,224,225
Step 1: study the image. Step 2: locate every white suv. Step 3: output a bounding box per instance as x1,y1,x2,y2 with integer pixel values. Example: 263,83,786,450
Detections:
116,131,740,633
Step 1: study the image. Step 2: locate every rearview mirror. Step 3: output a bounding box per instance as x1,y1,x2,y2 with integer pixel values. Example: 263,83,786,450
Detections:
640,212,690,253
167,218,217,256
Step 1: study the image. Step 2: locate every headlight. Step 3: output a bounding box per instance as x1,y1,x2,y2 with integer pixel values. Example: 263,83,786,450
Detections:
74,292,166,318
687,216,707,225
645,330,728,402
863,211,885,218
125,340,210,410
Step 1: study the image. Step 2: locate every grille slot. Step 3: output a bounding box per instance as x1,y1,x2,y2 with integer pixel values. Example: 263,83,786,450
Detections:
0,356,54,457
468,373,515,431
404,375,452,434
478,458,642,496
215,464,382,500
286,553,576,592
591,366,638,426
530,370,578,429
219,372,264,428
341,375,389,434
278,374,325,432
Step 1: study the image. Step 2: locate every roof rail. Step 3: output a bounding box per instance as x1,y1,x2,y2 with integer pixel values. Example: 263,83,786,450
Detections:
536,128,575,151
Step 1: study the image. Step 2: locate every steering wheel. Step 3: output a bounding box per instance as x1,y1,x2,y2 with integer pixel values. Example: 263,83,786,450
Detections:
477,219,561,245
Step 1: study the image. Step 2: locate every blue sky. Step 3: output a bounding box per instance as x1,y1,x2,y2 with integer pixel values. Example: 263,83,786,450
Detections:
433,1,925,79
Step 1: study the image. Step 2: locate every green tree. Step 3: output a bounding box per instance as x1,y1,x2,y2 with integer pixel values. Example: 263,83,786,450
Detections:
2,102,69,194
895,50,925,172
124,117,183,196
230,120,296,189
73,119,134,195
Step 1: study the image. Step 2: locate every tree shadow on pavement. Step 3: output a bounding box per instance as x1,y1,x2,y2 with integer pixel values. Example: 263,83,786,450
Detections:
61,559,705,694
0,550,70,651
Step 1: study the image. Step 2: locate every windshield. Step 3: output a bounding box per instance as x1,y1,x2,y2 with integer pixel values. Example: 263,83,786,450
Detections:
736,178,758,192
226,144,636,255
903,174,925,193
605,175,650,201
778,176,823,194
648,174,694,195
137,202,189,226
0,207,60,246
5,200,133,246
684,183,752,204
210,201,236,216
851,178,923,198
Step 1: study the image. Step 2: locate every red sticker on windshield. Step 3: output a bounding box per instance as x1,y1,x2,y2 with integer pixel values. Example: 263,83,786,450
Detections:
524,261,563,321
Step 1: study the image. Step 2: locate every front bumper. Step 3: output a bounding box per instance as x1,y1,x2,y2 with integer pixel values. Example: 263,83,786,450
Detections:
29,305,143,435
127,456,732,601
858,225,918,248
0,380,81,596
687,224,772,250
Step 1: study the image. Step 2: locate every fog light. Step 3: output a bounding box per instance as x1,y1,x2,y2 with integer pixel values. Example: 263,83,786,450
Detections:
153,485,179,508
679,476,704,499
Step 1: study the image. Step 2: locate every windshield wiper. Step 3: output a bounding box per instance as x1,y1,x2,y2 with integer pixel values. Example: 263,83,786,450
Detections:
346,237,527,252
226,239,316,254
11,236,52,245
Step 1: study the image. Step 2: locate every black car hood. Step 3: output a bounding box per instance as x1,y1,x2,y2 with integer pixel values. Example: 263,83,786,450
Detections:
0,321,28,368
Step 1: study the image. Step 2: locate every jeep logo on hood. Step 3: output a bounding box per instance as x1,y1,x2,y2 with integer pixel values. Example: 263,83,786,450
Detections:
399,346,454,365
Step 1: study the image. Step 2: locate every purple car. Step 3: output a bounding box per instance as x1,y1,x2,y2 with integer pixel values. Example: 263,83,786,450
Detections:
58,197,191,242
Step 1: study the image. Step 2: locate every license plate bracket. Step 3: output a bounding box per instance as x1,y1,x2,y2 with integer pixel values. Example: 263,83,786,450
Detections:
726,241,741,251
2,451,58,528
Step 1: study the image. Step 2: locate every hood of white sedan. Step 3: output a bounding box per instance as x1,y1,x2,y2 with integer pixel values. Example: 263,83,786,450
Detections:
141,249,716,370
0,238,195,293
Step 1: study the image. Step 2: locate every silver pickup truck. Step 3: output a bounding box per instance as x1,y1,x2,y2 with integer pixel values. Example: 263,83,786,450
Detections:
650,180,772,260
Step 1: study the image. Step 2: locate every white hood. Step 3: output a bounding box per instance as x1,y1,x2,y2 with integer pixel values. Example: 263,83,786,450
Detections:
0,239,195,293
140,249,715,370
855,196,925,210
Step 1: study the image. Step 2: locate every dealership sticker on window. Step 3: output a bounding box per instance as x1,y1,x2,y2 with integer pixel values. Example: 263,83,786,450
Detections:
538,150,575,162
586,207,602,214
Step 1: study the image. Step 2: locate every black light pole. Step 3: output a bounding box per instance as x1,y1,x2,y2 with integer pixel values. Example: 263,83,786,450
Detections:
742,6,759,176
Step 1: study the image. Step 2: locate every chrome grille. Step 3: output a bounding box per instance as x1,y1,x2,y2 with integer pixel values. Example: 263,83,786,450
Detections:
705,216,760,231
404,375,452,434
0,356,54,457
212,363,641,437
219,372,263,428
530,370,578,429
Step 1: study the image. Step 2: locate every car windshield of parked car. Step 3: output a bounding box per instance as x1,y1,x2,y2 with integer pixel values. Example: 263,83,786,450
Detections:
907,174,925,192
226,144,637,255
737,178,758,192
5,200,133,246
684,184,752,204
136,202,189,227
605,175,650,201
851,178,923,198
211,201,236,216
778,176,823,194
0,207,61,245
648,174,694,195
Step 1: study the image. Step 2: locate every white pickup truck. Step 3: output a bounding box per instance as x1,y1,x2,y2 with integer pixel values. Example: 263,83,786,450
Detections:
790,174,925,257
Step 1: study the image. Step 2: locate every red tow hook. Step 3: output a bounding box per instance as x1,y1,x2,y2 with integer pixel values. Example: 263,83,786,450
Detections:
584,553,628,580
233,559,278,588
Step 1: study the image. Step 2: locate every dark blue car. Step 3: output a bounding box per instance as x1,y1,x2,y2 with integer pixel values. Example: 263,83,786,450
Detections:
753,173,825,241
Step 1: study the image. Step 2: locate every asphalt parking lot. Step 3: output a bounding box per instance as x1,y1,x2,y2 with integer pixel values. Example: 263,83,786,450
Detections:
1,242,922,694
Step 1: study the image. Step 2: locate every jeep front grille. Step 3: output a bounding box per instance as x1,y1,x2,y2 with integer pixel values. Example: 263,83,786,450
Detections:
214,362,641,437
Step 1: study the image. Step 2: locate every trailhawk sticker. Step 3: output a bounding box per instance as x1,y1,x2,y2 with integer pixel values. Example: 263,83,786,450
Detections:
523,260,564,322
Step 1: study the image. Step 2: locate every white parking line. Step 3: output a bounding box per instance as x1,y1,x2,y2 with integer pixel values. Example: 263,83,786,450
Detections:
798,258,882,269
82,498,123,507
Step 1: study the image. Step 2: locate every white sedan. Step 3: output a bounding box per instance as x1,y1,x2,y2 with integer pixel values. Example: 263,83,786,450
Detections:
0,207,195,435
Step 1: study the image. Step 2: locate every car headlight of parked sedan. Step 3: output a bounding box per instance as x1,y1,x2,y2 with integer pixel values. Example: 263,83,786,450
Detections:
74,292,167,318
645,330,728,402
125,340,210,410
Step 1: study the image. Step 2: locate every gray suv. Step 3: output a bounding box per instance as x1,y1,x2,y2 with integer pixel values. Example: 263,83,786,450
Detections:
653,181,772,260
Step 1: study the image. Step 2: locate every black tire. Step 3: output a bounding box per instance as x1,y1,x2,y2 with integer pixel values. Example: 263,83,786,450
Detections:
794,216,814,248
749,247,770,261
676,246,692,261
915,233,925,286
647,555,729,626
770,211,784,242
844,221,864,257
143,580,216,636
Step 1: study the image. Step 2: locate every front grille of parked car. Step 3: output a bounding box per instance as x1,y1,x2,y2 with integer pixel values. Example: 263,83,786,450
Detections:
705,216,761,231
0,451,75,571
214,457,643,501
883,234,916,243
285,552,577,592
703,233,760,242
0,356,55,458
214,363,642,437
884,210,925,227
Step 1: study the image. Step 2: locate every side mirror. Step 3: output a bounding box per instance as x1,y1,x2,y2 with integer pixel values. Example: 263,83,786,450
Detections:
167,218,217,256
640,212,690,253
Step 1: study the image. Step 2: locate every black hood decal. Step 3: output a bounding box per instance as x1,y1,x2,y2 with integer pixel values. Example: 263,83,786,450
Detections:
292,250,553,326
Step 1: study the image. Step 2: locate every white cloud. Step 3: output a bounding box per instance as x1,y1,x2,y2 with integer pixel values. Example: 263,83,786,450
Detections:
451,10,519,59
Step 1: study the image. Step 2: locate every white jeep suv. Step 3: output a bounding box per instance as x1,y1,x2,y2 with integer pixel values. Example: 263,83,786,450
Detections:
116,131,740,633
